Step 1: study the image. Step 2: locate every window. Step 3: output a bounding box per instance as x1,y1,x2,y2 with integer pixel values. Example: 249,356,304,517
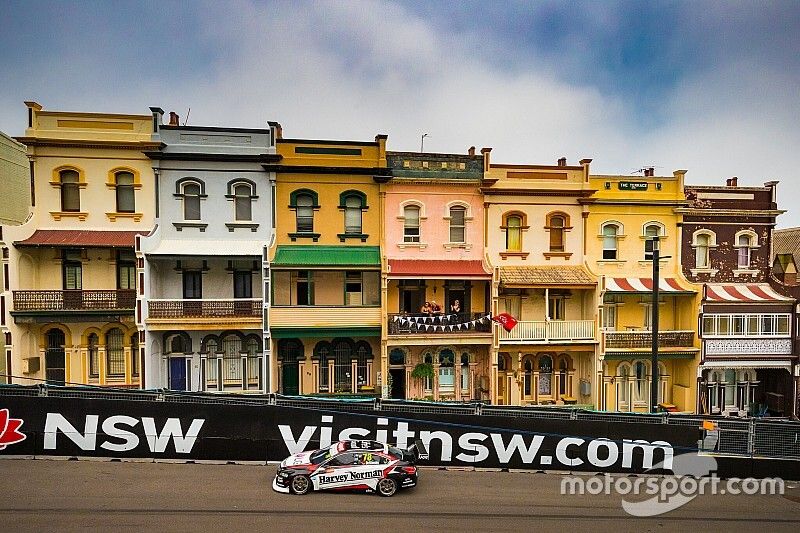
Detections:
355,341,372,388
702,313,790,337
692,231,715,269
234,271,252,298
506,215,522,251
438,349,455,393
617,364,630,406
293,270,312,305
403,206,420,242
342,194,364,234
296,193,314,233
332,339,353,393
547,214,566,252
548,295,565,320
523,358,533,397
538,355,553,396
423,353,433,392
131,333,139,377
182,271,202,299
233,183,253,221
389,348,405,366
182,182,202,220
115,171,135,213
62,249,82,290
643,224,661,260
737,233,754,268
117,251,136,290
105,328,125,377
60,169,81,212
345,272,362,306
449,206,466,243
460,353,470,393
633,361,648,403
602,223,620,260
602,294,619,330
88,333,99,378
558,358,569,396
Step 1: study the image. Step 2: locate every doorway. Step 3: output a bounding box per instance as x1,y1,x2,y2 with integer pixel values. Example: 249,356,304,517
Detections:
169,357,188,391
389,368,406,399
281,361,299,395
45,329,66,385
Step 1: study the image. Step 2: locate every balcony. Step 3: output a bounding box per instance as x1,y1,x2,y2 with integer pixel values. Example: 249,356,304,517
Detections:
604,330,695,349
271,306,382,333
499,320,595,343
147,299,261,319
388,312,492,335
12,290,136,312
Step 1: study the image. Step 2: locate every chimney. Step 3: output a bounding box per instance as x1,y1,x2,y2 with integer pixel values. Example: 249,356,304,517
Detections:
725,178,732,186
729,176,738,187
644,167,654,177
468,146,475,156
480,147,492,171
168,112,180,126
558,157,567,167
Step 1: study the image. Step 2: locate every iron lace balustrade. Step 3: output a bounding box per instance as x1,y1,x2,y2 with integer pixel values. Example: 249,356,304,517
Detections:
148,298,262,318
12,290,136,311
388,312,492,334
605,330,695,349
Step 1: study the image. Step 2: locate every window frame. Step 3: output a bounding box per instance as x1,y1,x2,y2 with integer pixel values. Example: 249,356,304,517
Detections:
545,211,571,253
339,190,367,236
691,229,717,270
642,222,664,261
114,171,136,214
105,327,126,378
601,222,622,260
402,205,421,243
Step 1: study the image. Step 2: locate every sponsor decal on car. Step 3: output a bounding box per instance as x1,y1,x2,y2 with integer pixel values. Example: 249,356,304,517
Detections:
319,469,384,485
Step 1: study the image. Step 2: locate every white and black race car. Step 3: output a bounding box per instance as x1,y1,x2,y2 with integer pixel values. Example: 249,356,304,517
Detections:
272,440,427,497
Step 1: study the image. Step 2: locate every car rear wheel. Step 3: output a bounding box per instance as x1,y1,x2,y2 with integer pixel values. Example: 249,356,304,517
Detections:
377,477,398,497
290,474,311,495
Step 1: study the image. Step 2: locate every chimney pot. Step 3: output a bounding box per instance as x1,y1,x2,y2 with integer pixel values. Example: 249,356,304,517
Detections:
558,157,567,167
730,176,738,187
168,112,179,126
468,146,475,156
644,167,654,177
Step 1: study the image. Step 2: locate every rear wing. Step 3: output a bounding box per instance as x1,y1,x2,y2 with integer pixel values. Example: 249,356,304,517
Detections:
404,439,429,463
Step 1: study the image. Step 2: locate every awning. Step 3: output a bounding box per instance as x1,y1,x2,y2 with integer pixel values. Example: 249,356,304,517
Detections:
144,239,264,256
272,245,380,268
701,360,793,372
604,277,695,294
500,266,596,287
705,283,793,303
388,259,490,279
271,327,381,338
14,229,146,248
604,351,698,360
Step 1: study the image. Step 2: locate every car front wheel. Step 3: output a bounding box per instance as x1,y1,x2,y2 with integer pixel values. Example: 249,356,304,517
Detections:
376,477,398,497
290,474,311,495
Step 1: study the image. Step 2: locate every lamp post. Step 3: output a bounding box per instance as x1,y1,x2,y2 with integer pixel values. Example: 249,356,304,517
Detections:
421,133,429,152
650,236,660,412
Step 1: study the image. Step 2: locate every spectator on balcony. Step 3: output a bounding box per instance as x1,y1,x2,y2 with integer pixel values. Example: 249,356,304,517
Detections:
430,301,443,314
450,299,461,314
421,302,433,315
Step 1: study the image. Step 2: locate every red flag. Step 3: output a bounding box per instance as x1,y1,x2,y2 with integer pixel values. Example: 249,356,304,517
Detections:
491,313,518,332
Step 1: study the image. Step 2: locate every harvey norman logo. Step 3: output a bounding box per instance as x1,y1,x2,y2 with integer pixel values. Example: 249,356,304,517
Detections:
279,415,675,470
319,470,383,485
43,413,205,454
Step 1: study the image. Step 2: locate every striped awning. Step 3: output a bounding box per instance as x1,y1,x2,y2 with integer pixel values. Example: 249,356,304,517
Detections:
604,277,695,294
705,283,793,303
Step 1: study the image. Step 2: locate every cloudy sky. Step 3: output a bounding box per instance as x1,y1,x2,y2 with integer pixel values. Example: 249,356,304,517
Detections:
2,0,799,225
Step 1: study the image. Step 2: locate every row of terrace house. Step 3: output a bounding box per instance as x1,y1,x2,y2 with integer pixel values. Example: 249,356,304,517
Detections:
1,102,797,418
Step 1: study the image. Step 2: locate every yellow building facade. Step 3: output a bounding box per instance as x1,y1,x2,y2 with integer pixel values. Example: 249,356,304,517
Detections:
1,102,157,387
267,135,388,395
584,170,701,412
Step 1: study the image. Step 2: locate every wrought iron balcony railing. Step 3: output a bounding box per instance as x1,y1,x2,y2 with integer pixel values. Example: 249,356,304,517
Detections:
12,290,136,312
148,298,261,319
604,330,695,349
499,320,596,343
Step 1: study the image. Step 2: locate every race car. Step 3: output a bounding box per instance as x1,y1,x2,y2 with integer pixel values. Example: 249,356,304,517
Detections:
272,439,428,497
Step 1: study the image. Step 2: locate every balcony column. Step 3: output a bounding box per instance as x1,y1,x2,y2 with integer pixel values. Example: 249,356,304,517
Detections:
469,362,478,401
98,346,107,385
455,364,461,402
544,288,550,342
123,347,132,385
366,358,373,388
433,361,440,401
311,355,319,393
351,358,358,393
327,359,334,394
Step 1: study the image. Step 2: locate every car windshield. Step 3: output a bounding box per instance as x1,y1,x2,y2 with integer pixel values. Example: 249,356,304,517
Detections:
309,449,330,464
388,446,405,459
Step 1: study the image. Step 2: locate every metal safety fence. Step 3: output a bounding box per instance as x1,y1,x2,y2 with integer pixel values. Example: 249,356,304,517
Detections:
1,383,798,460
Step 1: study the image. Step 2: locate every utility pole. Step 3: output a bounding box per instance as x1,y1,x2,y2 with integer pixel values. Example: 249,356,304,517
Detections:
421,133,429,152
651,235,660,412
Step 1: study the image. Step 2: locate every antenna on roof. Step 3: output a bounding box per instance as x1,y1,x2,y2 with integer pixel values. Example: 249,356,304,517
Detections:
183,107,190,126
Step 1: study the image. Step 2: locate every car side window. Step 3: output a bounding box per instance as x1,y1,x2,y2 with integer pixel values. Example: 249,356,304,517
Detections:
329,452,357,467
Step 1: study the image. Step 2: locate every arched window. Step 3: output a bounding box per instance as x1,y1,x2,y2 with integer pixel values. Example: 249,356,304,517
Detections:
115,171,135,213
558,357,569,396
315,342,331,392
233,182,254,221
88,333,99,378
438,349,455,393
45,328,66,385
506,215,522,251
389,348,405,366
423,352,433,392
105,328,125,377
692,230,715,269
617,363,630,406
130,333,139,377
460,353,470,393
220,334,243,385
449,206,466,243
60,169,81,212
182,182,202,220
332,339,353,393
633,361,648,403
602,223,620,260
295,193,315,233
169,334,187,354
538,355,553,396
523,358,533,397
497,353,508,372
343,194,364,234
355,341,372,388
643,223,662,260
547,213,567,252
404,205,420,242
736,232,756,268
278,339,303,360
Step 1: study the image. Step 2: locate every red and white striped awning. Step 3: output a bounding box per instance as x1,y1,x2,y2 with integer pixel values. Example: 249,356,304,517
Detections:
705,283,793,303
604,277,695,294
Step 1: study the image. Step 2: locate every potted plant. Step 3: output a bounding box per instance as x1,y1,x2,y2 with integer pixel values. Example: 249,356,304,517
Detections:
411,362,434,381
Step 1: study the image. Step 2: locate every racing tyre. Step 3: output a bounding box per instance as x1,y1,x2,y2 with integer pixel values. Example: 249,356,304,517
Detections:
376,477,398,497
290,474,311,495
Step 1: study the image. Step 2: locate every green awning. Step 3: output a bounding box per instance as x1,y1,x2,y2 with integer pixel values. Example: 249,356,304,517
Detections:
272,245,380,268
603,351,698,361
271,327,381,338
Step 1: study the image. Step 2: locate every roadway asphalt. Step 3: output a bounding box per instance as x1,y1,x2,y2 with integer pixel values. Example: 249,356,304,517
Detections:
1,458,799,532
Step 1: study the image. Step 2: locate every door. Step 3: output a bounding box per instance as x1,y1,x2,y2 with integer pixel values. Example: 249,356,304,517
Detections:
182,271,202,316
282,361,299,395
45,329,66,385
233,271,253,315
389,368,406,399
169,358,187,391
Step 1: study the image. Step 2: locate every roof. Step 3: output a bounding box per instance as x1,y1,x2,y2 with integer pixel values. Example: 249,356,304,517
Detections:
14,230,146,248
143,239,264,256
604,277,695,294
774,227,800,265
705,283,793,303
388,259,490,278
272,245,381,268
499,266,596,287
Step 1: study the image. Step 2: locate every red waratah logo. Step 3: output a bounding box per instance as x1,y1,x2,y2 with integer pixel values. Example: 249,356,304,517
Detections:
0,408,27,450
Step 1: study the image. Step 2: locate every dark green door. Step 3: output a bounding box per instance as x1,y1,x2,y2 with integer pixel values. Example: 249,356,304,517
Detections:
282,362,299,395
